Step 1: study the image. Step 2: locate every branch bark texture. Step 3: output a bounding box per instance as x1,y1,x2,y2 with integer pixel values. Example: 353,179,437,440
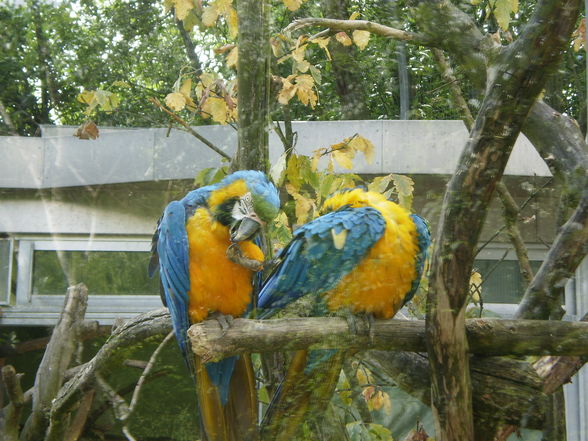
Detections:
423,2,580,439
20,284,89,441
187,317,588,361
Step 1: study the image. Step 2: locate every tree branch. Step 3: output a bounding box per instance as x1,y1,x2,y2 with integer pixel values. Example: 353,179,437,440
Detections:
364,351,549,431
47,309,171,432
187,317,588,361
20,284,89,441
496,182,535,287
516,190,588,319
284,18,432,47
424,1,580,439
1,365,25,441
149,97,232,160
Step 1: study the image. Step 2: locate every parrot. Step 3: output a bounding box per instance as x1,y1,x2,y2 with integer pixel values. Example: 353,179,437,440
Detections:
149,170,280,441
256,187,431,440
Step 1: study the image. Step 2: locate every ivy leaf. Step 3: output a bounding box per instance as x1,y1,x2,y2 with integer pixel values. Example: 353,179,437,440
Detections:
348,135,375,164
292,44,307,63
310,36,331,60
226,46,238,68
201,96,229,124
202,4,219,26
270,151,288,185
335,31,353,46
391,173,414,209
492,0,518,31
282,0,305,11
470,271,482,304
74,120,99,140
165,92,187,111
173,0,194,20
332,149,354,169
367,174,394,194
294,74,317,108
227,7,238,39
352,30,370,50
285,184,314,225
278,76,297,105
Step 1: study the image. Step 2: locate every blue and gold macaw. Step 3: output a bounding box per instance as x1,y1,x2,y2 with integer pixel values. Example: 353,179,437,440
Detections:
257,187,431,440
149,170,280,441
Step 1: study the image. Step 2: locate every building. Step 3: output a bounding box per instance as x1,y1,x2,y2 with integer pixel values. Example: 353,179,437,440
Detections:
0,121,585,440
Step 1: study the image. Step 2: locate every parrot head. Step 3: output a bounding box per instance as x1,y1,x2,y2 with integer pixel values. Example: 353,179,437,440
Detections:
209,170,280,242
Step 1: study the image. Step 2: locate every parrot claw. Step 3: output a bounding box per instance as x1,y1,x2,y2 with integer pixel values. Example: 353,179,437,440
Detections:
211,312,234,336
227,243,264,272
344,312,375,341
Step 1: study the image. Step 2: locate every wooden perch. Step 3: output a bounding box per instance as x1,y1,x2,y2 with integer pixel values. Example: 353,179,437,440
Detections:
188,317,588,362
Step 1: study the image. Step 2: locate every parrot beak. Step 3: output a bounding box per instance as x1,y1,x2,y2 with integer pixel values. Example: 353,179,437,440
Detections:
230,216,262,242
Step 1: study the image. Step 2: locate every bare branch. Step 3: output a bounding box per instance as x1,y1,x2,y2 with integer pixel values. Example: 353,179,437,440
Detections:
430,48,474,129
284,18,431,46
126,332,174,417
47,309,171,432
496,182,535,286
149,97,232,160
424,1,581,438
516,191,588,319
0,99,18,136
1,365,25,441
21,284,89,441
62,389,95,441
188,317,588,361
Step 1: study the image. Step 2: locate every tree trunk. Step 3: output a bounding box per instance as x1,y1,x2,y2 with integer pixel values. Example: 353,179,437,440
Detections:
321,0,370,120
233,0,271,172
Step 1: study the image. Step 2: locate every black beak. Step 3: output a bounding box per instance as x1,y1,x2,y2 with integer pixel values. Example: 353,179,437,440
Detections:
230,217,262,242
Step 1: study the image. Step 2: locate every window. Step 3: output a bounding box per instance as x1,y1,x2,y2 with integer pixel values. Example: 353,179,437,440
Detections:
0,239,13,305
32,250,159,296
474,259,543,304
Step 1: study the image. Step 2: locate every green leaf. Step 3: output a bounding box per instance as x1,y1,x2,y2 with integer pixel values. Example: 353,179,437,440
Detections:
492,0,518,31
270,152,288,185
391,173,414,209
367,174,394,194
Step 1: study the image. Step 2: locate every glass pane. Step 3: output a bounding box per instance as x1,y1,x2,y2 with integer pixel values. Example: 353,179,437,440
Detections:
474,259,542,304
0,239,12,303
32,250,159,295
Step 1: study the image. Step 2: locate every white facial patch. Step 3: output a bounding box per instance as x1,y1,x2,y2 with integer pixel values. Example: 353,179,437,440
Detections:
232,192,254,220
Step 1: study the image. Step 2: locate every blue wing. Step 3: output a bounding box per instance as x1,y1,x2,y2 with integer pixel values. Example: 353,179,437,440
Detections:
156,201,193,371
403,214,432,305
257,207,386,317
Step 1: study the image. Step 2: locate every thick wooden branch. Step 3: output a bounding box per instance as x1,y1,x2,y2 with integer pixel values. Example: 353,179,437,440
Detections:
424,1,580,439
365,351,548,431
20,284,89,441
284,18,432,47
47,308,171,431
187,317,588,361
516,192,588,319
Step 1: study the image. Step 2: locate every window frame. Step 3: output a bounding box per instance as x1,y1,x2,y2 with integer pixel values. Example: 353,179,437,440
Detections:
6,236,162,325
0,238,14,305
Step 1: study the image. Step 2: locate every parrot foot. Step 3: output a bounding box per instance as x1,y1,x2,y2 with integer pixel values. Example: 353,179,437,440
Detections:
210,312,234,336
227,243,264,272
344,312,375,342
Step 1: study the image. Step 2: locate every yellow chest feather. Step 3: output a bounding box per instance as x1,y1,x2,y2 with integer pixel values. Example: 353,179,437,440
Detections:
322,192,419,319
185,208,264,323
